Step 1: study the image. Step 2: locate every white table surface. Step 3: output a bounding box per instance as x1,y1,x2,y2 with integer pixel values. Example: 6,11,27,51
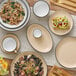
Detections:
0,9,76,66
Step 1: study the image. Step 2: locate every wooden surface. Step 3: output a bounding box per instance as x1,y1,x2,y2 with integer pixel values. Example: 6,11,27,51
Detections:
4,58,76,76
50,0,76,14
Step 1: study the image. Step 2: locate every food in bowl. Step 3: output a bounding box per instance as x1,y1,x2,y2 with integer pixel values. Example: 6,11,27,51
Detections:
52,16,70,30
14,54,44,76
0,1,25,25
0,57,9,75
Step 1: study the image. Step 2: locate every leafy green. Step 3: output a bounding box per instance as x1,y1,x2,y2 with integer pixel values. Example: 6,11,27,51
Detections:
21,11,25,16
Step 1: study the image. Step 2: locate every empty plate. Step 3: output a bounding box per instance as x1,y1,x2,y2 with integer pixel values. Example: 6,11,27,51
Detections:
56,37,76,69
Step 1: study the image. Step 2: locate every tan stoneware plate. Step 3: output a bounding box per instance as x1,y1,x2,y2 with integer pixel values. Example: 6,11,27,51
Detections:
56,37,76,69
11,51,47,76
0,34,20,54
49,10,73,35
27,24,53,53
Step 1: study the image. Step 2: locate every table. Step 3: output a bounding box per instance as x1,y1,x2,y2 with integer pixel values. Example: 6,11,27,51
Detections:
0,2,76,67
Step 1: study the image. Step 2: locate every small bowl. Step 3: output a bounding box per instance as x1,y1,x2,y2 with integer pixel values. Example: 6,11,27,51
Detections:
0,0,30,31
33,29,42,38
33,0,50,17
0,34,20,54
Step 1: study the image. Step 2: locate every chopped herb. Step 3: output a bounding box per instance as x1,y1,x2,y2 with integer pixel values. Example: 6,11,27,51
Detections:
18,13,20,17
11,2,15,5
3,20,6,23
8,13,10,16
6,19,10,23
21,11,25,16
11,10,14,13
11,5,15,9
3,9,6,14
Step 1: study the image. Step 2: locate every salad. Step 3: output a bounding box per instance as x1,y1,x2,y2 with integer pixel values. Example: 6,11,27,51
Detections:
14,54,44,76
52,16,70,30
0,57,9,75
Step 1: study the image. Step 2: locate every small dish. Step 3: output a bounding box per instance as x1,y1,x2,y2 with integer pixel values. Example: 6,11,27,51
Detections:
33,29,42,38
0,34,20,54
33,0,50,17
0,0,30,31
11,51,47,76
27,24,53,53
49,10,73,35
56,37,76,69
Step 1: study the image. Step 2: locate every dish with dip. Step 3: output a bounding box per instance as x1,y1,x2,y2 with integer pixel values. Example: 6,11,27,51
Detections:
0,34,20,54
27,24,53,53
49,10,73,35
56,37,76,69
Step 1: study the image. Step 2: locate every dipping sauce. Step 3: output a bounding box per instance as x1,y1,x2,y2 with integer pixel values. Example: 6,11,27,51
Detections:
33,1,49,17
56,37,76,68
2,37,16,52
33,29,42,38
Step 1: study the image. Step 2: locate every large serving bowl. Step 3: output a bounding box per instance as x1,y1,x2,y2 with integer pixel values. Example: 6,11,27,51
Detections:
11,52,47,76
0,0,30,31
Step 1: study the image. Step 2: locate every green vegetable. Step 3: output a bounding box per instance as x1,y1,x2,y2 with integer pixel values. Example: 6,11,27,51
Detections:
3,9,6,14
11,5,15,9
21,11,25,16
11,2,15,5
8,13,10,16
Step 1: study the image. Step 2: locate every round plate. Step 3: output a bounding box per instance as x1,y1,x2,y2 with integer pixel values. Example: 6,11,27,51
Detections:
0,34,20,54
11,51,47,76
27,24,53,53
56,37,76,69
0,0,30,31
49,10,73,35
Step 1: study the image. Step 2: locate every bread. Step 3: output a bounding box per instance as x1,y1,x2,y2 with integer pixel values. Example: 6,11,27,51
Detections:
48,66,72,76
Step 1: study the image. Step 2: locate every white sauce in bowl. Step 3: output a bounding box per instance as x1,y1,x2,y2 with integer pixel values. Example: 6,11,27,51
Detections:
33,1,49,17
3,37,16,52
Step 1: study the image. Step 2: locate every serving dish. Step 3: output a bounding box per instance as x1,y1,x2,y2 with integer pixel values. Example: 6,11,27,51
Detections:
0,0,30,31
11,51,47,76
0,34,20,54
56,37,76,69
27,24,53,53
49,10,73,35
